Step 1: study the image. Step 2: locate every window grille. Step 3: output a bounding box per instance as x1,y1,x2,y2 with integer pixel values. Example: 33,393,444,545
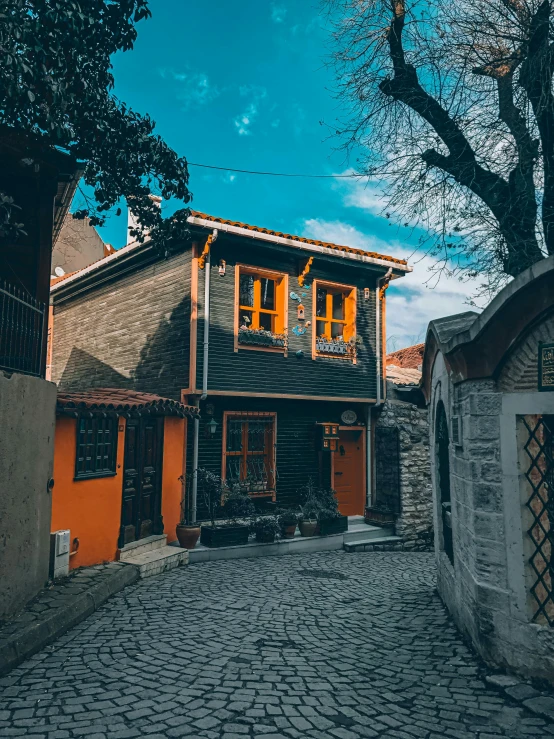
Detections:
223,412,276,499
0,280,45,376
75,416,118,480
522,415,554,626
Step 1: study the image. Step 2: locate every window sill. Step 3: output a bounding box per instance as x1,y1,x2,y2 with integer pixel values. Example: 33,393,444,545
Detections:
74,471,118,482
236,344,287,355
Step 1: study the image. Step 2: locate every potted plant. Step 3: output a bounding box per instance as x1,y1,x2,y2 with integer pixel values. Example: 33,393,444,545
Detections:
199,472,255,548
176,474,201,550
315,487,348,536
251,516,280,543
278,509,299,539
299,498,321,537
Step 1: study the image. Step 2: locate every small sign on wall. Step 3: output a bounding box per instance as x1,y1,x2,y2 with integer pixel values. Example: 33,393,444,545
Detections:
539,342,554,391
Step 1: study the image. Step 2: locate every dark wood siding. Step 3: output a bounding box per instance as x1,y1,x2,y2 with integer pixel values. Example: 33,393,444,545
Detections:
51,251,191,400
187,395,367,516
196,238,379,399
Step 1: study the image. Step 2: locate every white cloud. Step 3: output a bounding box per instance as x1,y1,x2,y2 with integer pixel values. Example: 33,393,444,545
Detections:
271,3,287,23
233,86,267,136
302,218,484,351
158,68,219,108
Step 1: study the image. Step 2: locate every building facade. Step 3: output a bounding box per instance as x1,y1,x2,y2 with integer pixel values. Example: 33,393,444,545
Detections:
0,128,81,617
50,211,410,523
422,256,554,684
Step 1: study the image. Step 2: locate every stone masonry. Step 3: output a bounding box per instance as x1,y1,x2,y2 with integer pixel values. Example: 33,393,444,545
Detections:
376,397,433,551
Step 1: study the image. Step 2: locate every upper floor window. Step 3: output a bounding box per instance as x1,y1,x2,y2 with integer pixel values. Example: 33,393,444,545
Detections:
235,265,287,352
75,415,118,480
313,280,357,359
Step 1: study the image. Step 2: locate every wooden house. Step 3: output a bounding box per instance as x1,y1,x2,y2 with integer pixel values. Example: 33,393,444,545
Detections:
50,211,411,525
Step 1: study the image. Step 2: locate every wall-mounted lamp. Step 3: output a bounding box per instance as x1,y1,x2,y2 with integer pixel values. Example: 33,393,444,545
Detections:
205,417,219,438
219,259,226,276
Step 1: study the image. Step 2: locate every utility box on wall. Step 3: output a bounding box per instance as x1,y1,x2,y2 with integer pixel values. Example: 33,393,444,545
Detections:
50,530,70,580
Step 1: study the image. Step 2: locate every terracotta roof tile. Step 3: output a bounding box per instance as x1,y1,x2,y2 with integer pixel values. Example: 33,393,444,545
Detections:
386,343,425,369
189,210,408,266
56,388,199,418
386,365,422,387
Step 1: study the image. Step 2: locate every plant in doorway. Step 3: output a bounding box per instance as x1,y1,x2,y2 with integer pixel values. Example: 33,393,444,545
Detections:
199,475,256,548
176,473,201,550
314,486,348,536
251,515,281,543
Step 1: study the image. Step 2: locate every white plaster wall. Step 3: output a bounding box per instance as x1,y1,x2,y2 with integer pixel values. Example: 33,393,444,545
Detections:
0,372,56,618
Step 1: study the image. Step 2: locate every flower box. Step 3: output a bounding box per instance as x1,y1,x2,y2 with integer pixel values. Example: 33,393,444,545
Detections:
200,524,250,548
315,338,350,356
319,515,349,536
364,506,397,526
238,329,286,348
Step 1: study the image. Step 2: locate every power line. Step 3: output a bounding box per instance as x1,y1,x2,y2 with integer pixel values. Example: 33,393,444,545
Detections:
188,162,368,178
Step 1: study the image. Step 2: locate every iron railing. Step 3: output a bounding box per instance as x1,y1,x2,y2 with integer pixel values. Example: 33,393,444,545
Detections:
522,415,554,626
0,280,45,376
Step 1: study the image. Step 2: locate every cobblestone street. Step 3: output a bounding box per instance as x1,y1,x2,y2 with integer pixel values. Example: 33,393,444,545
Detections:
0,552,552,739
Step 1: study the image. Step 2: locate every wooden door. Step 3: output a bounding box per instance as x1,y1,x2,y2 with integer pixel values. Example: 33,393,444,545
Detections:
119,417,164,548
333,430,365,516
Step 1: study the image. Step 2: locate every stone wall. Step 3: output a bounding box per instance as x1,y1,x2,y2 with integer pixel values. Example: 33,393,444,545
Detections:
376,395,433,550
428,309,554,685
0,372,56,618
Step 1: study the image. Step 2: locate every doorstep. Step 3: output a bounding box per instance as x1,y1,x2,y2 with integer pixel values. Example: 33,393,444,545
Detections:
169,518,394,563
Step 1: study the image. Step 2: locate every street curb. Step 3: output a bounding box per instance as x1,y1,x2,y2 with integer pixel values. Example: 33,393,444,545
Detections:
0,563,139,677
484,674,554,722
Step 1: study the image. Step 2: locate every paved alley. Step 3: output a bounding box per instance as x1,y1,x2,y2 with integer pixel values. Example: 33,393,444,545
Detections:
0,552,552,739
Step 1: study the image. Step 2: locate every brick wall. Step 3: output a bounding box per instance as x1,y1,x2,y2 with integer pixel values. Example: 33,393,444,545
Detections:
51,251,191,400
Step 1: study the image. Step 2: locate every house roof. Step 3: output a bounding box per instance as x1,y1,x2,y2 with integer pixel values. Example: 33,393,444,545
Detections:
51,208,411,293
56,388,199,418
386,343,424,369
188,211,409,269
386,364,422,387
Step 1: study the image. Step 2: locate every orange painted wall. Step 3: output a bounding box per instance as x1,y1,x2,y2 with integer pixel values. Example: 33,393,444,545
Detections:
162,416,187,544
51,416,126,569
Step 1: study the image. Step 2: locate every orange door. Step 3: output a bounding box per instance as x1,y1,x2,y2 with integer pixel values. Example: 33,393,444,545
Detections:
332,430,365,516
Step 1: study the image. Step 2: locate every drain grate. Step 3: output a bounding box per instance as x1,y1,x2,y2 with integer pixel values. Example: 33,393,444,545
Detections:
255,638,299,649
297,568,349,581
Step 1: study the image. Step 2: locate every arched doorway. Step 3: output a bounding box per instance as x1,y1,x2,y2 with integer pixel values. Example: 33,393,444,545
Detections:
435,400,454,564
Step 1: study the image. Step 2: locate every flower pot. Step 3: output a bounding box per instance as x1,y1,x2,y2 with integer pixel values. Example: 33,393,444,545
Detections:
319,515,348,536
299,519,318,537
200,524,250,548
176,524,201,550
256,531,277,543
281,524,297,539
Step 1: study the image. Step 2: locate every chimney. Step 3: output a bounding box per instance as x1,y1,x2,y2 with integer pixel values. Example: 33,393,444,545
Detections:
127,194,162,245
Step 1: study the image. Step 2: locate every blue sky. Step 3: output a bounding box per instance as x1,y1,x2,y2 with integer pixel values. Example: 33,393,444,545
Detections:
84,0,479,349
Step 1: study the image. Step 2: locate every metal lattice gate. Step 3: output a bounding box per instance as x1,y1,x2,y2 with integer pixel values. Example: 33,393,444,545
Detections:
521,415,554,626
375,426,401,514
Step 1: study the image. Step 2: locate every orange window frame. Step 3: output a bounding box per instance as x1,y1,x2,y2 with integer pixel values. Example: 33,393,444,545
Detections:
312,279,357,360
221,411,277,501
234,264,288,353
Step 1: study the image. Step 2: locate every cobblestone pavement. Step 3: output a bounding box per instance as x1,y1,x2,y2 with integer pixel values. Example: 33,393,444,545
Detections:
1,552,552,739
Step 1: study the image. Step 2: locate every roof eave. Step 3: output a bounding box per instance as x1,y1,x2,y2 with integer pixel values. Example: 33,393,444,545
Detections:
187,215,412,275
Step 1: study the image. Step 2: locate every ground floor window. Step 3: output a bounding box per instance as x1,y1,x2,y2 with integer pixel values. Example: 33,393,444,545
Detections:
75,415,117,479
222,411,276,499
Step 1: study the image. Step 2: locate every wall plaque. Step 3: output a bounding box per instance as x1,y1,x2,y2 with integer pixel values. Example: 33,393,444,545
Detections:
539,342,554,391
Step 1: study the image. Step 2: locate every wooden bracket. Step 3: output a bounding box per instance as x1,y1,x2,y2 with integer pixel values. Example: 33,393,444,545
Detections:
198,234,213,270
379,273,392,299
298,256,314,286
